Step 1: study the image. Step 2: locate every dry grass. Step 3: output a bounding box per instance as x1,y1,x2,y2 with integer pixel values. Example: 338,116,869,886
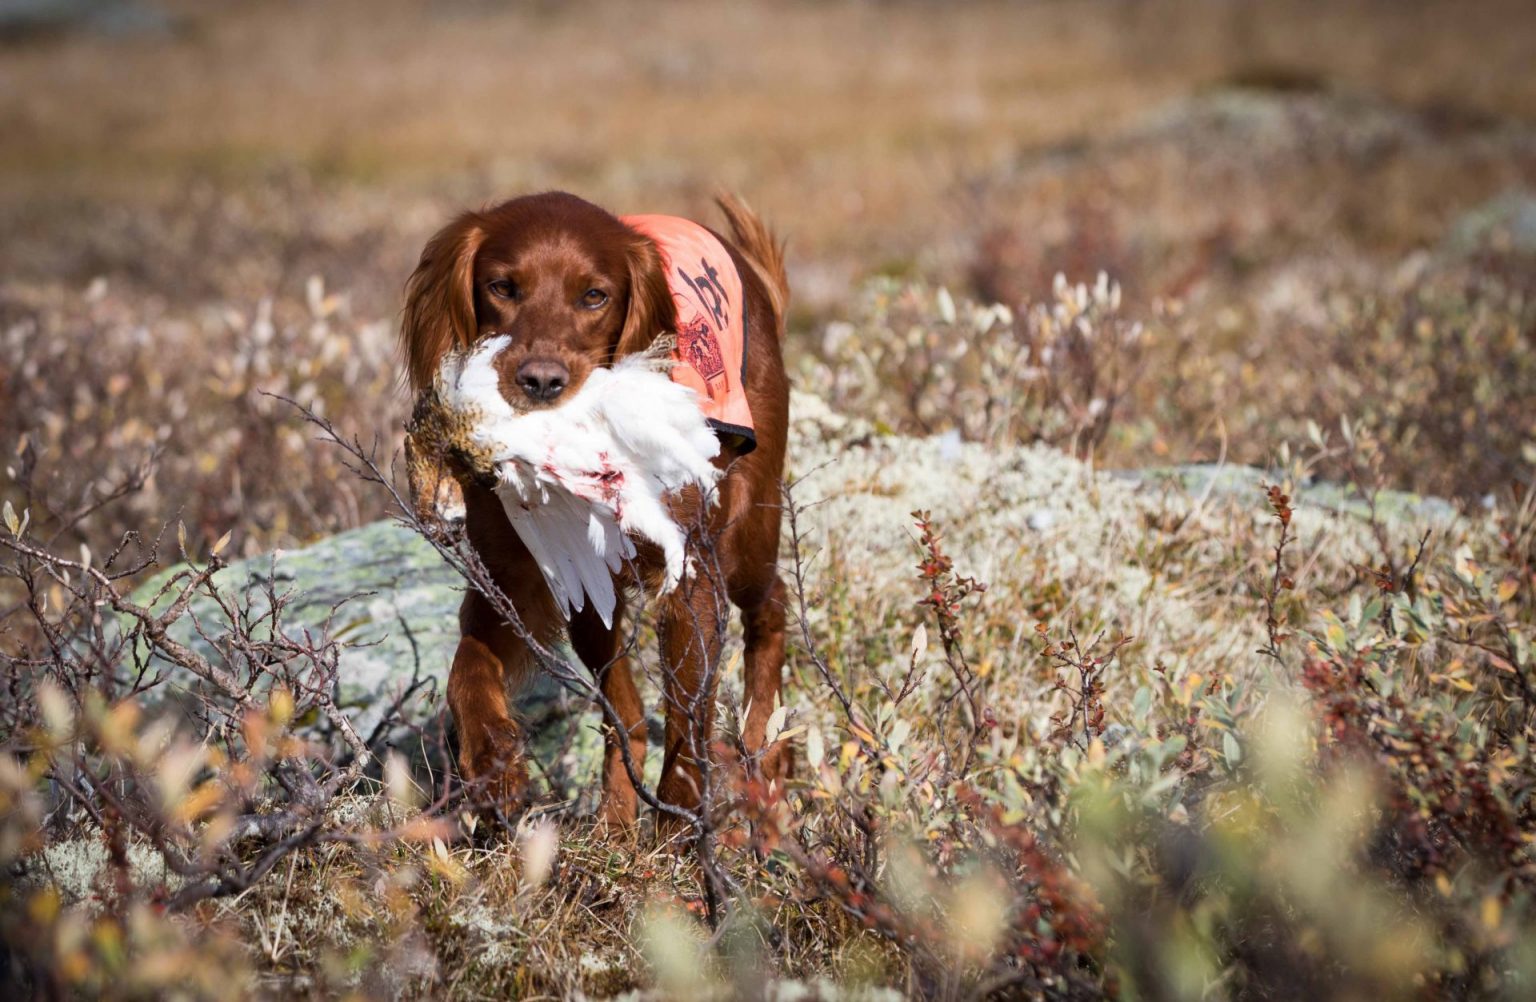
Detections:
11,395,1534,997
3,0,1535,311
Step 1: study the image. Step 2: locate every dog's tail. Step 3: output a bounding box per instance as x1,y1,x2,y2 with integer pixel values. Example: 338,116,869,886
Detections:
716,193,789,324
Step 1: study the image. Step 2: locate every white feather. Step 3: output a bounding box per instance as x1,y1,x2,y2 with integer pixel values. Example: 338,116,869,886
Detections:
434,336,721,628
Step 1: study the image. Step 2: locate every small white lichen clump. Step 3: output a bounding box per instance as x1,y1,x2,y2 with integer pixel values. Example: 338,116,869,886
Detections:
432,336,721,628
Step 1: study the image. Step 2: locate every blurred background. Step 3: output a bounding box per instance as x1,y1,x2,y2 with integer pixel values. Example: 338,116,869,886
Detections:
3,0,1535,553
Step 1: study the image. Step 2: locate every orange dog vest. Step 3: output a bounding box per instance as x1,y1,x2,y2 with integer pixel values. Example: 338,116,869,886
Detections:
622,214,756,453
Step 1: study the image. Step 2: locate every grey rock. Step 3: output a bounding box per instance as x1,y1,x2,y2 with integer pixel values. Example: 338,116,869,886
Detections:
126,520,609,798
0,0,174,39
1117,463,1460,525
1442,190,1536,258
1121,90,1425,164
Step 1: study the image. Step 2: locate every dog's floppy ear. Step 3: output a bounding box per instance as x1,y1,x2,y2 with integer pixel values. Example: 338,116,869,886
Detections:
614,233,675,360
401,213,485,391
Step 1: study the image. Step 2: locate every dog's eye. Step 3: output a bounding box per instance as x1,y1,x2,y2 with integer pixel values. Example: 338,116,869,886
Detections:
487,279,519,300
580,288,609,310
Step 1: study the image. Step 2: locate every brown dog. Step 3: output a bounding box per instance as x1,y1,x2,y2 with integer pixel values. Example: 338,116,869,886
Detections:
399,192,790,830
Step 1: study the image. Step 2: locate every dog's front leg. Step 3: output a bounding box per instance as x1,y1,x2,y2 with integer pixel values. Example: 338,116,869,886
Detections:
569,597,648,834
449,592,534,816
655,578,727,833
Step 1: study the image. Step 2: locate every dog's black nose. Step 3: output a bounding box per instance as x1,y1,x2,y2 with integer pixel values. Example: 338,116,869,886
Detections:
516,359,569,402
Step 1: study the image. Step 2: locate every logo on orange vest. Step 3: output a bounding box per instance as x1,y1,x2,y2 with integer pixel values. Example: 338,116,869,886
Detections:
677,315,727,399
678,259,731,330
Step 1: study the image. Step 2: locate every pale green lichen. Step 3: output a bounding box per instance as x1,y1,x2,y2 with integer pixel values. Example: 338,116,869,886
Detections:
34,836,179,907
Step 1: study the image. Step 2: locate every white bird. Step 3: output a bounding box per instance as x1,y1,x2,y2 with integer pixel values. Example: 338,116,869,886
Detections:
429,335,722,628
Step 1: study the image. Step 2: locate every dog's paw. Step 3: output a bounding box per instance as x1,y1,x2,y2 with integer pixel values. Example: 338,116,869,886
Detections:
594,789,641,840
459,720,531,820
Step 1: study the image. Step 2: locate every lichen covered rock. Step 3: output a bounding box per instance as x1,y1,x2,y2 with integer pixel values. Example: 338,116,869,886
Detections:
131,391,1465,792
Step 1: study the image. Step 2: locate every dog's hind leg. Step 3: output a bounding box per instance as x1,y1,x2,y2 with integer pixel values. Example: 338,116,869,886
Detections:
723,464,793,787
736,573,792,784
570,596,647,833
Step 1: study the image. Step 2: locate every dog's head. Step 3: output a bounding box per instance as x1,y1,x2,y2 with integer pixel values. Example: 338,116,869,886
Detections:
400,192,674,407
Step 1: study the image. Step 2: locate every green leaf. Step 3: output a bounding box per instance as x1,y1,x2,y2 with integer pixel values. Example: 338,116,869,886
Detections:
1324,620,1348,651
1222,731,1243,769
1,500,16,536
1406,599,1434,638
1132,685,1152,720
